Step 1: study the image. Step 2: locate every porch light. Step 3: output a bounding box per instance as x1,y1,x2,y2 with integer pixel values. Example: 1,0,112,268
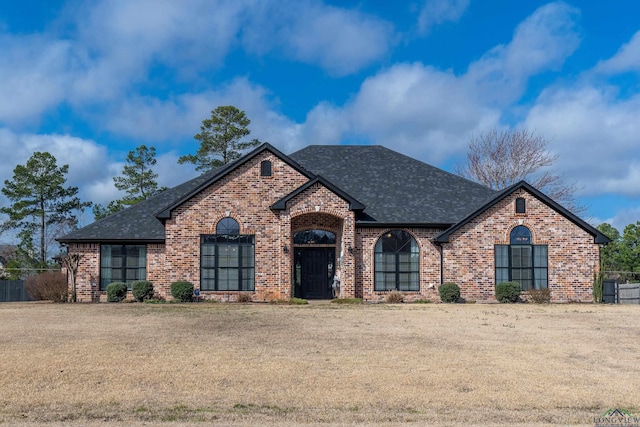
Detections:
283,245,289,253
348,246,354,255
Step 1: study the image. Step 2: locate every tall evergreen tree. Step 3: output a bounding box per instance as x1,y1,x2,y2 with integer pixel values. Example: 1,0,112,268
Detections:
114,144,164,205
178,105,261,172
93,145,165,220
1,151,91,264
92,200,126,221
620,221,640,277
597,223,623,272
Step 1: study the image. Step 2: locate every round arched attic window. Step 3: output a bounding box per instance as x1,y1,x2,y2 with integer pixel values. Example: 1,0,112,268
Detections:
216,217,240,235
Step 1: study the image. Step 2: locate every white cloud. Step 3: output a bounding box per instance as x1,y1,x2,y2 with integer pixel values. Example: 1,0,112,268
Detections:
0,34,77,125
417,0,469,35
100,77,299,149
241,0,395,76
594,30,640,74
465,1,581,104
287,2,580,163
343,63,500,162
592,206,640,232
525,85,640,198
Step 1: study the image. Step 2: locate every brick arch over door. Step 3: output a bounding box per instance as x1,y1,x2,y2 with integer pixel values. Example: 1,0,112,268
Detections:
291,213,343,248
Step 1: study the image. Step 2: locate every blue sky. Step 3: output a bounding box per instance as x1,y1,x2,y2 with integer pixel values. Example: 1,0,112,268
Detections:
0,0,639,234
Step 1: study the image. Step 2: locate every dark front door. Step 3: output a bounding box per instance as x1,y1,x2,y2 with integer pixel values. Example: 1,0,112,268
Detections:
294,248,335,299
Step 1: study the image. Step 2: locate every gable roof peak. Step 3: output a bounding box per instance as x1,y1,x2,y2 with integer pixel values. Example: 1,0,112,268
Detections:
155,142,314,220
434,180,610,244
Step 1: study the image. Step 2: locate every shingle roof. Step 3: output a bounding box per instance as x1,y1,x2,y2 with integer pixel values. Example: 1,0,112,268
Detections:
289,145,497,226
58,143,498,243
57,166,224,243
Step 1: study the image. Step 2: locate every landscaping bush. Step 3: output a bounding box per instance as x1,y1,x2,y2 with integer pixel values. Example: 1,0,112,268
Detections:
170,281,194,302
131,280,154,302
106,282,128,303
527,288,551,304
236,292,252,303
25,271,68,302
496,281,521,303
385,290,404,303
438,282,460,303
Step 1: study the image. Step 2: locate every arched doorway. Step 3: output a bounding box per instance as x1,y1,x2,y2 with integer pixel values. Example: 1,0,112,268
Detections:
293,229,336,299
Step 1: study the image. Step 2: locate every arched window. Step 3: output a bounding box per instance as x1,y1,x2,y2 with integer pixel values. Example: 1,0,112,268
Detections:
260,160,272,177
216,217,240,235
495,225,547,291
510,225,531,244
374,230,419,291
201,217,254,291
293,230,336,245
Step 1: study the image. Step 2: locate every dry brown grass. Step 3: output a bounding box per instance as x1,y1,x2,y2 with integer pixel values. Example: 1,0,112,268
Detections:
0,301,638,426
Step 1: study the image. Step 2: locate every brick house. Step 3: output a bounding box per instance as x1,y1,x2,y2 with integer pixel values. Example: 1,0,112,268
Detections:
58,143,609,303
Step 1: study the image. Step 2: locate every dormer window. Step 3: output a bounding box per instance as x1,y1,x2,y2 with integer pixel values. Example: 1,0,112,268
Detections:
515,197,526,214
260,160,272,177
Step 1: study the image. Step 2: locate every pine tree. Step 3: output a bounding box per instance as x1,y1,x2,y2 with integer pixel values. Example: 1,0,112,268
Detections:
178,105,261,172
1,152,91,264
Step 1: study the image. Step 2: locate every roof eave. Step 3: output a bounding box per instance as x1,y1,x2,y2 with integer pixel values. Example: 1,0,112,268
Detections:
57,238,165,245
355,221,453,229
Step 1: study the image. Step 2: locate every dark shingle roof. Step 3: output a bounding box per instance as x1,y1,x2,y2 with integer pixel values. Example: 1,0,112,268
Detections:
57,167,224,243
59,143,497,242
290,145,496,226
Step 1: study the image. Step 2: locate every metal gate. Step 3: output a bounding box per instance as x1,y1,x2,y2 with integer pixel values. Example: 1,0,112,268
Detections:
602,279,617,303
0,280,31,302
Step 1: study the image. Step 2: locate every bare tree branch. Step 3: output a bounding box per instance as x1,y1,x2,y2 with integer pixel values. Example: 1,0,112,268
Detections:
457,128,585,214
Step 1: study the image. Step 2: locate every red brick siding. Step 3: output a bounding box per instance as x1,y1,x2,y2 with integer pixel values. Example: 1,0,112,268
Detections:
285,184,356,297
66,243,100,302
355,228,443,302
441,189,599,302
160,152,310,301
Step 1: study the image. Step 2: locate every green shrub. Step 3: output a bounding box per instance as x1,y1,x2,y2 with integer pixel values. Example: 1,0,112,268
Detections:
439,283,460,303
25,271,68,302
385,290,404,303
170,281,194,302
414,299,432,304
496,281,521,303
106,282,128,303
131,280,154,302
527,288,551,304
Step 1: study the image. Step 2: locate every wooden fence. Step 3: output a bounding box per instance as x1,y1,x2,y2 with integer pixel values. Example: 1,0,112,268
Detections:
618,283,640,304
0,280,32,302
